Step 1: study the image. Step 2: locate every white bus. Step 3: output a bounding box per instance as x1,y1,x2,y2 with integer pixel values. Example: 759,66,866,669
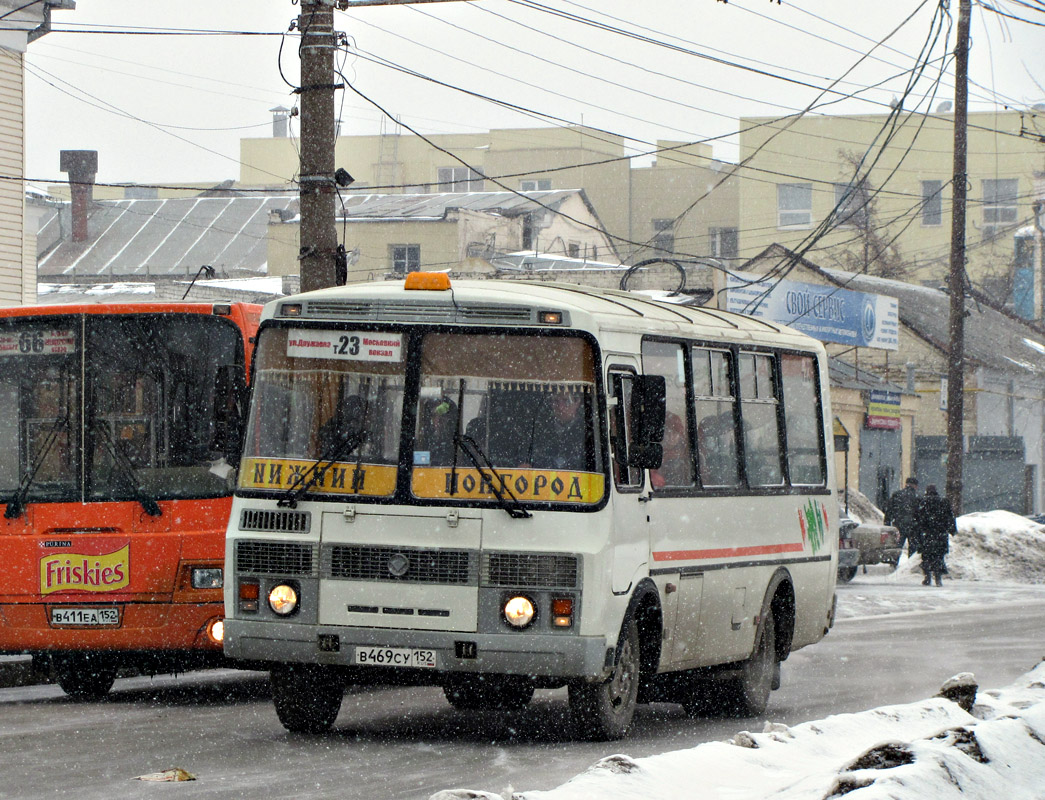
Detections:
223,273,838,740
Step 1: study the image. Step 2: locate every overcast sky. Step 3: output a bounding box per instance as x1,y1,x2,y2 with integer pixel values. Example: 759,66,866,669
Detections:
20,0,1045,187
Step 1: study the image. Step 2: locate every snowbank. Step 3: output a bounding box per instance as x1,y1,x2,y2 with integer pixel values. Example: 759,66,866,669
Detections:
433,662,1045,800
891,509,1045,584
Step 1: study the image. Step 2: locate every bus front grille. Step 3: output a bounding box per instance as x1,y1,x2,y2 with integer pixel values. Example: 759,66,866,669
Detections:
239,508,311,534
323,545,476,585
482,553,579,589
236,540,317,577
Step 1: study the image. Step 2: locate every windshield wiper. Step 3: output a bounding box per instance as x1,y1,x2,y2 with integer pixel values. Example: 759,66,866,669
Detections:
91,419,162,517
456,435,532,520
277,429,364,509
4,414,69,520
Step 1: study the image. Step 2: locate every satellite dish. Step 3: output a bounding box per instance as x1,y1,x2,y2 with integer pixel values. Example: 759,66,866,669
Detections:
937,101,953,113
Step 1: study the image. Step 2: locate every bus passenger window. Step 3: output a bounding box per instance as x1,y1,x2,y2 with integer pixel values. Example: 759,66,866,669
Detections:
641,341,695,490
780,353,825,485
691,348,739,487
739,352,784,486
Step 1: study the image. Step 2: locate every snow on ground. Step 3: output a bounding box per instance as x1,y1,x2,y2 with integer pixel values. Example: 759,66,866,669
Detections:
433,509,1045,800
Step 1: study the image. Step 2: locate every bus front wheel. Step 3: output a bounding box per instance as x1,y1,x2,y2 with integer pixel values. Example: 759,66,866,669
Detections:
568,616,640,740
54,654,117,699
271,664,343,733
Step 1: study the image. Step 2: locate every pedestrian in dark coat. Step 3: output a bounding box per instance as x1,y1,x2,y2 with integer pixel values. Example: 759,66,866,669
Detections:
916,485,957,586
885,477,921,557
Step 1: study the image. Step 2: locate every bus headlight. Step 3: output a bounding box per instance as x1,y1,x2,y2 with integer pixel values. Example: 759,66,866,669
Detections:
191,567,223,589
268,584,299,616
503,595,536,628
207,618,224,644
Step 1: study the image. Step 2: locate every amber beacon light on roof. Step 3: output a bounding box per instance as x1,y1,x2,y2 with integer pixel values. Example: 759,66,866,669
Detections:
404,272,452,291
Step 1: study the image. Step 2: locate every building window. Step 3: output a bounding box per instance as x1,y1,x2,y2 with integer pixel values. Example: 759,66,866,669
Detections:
652,219,675,253
921,180,943,226
777,183,812,229
832,181,870,227
982,178,1018,239
437,166,483,192
520,179,551,191
390,244,421,274
567,242,580,258
709,227,738,258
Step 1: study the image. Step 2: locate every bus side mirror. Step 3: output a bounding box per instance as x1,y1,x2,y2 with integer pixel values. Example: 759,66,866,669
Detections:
212,365,247,464
628,374,666,469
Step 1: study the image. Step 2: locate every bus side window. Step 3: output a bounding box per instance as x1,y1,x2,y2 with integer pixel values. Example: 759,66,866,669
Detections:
609,372,642,489
640,340,695,490
691,348,739,487
780,353,826,485
739,352,784,487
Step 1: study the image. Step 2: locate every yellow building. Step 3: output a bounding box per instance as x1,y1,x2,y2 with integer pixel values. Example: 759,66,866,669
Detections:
240,124,740,268
737,109,1045,309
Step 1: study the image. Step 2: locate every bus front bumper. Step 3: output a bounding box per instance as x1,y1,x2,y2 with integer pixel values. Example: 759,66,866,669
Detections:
223,619,612,680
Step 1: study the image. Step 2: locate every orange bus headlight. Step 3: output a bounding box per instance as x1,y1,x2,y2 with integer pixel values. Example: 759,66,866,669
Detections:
503,596,536,629
268,584,299,616
207,618,224,644
191,567,223,589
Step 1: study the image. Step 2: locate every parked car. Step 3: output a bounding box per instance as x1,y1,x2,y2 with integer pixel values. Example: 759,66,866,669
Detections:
837,509,902,583
838,513,861,583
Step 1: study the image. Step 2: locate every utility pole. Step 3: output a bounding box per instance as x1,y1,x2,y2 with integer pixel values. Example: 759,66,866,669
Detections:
945,0,971,514
297,0,341,292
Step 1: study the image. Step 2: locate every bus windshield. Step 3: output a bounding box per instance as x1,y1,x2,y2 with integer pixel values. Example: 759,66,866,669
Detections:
239,328,604,507
240,327,407,499
412,332,603,506
0,314,244,507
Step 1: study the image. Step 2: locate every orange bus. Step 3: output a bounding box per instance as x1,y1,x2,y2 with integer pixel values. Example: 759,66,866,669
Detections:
0,301,260,697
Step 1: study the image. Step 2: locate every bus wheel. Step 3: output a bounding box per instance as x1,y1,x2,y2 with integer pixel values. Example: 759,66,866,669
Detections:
837,566,858,583
722,610,775,718
271,664,343,733
568,617,640,740
54,654,117,699
443,675,535,711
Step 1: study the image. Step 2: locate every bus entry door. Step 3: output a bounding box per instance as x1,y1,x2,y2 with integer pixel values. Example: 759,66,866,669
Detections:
607,366,650,595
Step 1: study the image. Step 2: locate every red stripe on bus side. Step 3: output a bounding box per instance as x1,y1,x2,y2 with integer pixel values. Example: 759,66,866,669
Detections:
652,542,806,561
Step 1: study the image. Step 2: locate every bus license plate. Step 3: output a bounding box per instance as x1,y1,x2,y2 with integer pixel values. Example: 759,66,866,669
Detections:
51,607,120,626
355,646,437,668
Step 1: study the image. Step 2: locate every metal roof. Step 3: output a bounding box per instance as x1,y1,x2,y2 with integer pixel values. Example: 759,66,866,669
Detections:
37,195,296,278
328,190,584,221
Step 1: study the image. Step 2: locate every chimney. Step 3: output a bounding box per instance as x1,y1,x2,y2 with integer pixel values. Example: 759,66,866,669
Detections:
60,150,98,243
270,106,291,138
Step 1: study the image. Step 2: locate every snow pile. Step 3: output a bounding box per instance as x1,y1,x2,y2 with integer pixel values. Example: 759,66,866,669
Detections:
891,510,1045,584
842,488,885,525
433,662,1045,800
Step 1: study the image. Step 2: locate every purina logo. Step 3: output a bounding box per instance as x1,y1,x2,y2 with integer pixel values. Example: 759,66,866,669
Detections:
39,545,130,595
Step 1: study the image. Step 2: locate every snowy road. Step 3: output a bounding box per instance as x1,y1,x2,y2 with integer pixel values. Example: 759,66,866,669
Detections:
2,577,1043,800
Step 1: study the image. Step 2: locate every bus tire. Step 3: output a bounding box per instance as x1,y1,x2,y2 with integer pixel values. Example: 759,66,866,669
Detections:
54,654,117,699
568,616,640,740
271,664,343,733
443,675,535,711
837,566,857,583
722,610,775,718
